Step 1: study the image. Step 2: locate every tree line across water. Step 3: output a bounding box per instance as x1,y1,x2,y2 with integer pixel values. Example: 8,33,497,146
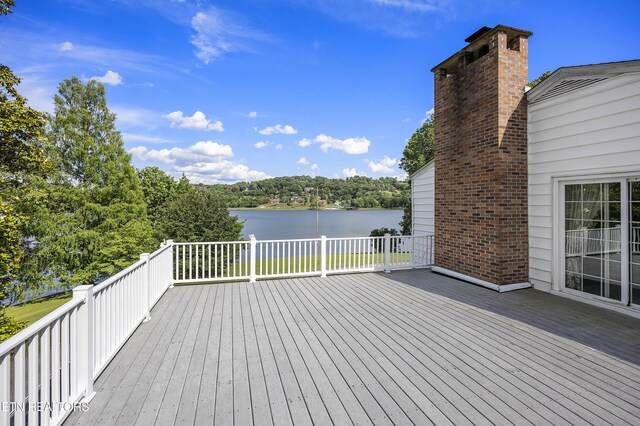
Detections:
201,175,410,209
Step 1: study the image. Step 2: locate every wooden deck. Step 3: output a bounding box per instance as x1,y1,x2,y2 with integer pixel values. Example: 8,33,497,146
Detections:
65,270,640,425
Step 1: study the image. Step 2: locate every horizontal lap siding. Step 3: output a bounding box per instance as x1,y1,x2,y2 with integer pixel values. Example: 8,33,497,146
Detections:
527,73,640,292
412,163,435,236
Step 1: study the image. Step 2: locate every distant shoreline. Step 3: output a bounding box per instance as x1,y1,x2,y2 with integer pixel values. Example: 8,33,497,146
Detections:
229,207,403,211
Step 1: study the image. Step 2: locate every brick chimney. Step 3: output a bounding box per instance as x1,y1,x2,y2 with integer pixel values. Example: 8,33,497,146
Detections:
432,25,532,287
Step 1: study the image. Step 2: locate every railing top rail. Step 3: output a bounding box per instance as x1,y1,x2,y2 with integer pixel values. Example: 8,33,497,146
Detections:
148,242,172,261
0,297,85,356
326,236,382,241
174,240,249,246
256,238,321,243
94,258,146,293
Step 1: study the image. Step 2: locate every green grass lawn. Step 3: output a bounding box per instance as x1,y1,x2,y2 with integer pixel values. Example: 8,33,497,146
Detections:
179,252,411,280
5,292,73,326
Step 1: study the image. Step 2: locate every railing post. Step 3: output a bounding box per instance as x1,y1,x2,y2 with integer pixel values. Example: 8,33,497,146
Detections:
166,239,175,288
384,233,391,273
320,235,327,278
73,285,96,402
140,253,151,322
249,234,257,283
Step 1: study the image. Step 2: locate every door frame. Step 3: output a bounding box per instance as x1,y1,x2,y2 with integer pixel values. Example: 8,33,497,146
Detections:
553,174,630,306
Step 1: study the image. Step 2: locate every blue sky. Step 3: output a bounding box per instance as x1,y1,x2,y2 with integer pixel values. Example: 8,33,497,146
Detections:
2,0,639,183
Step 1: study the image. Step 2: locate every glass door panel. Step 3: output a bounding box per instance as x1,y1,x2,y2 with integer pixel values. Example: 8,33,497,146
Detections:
630,181,640,305
564,182,622,301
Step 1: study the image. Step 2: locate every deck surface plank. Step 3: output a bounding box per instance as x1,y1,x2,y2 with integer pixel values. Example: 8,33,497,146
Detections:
66,270,640,426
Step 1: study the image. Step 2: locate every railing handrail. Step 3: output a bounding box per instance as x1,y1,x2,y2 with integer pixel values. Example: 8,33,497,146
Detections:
255,237,321,243
148,241,172,260
94,258,146,293
327,236,384,241
95,243,171,292
0,297,85,357
1,240,176,426
173,240,248,246
173,234,435,284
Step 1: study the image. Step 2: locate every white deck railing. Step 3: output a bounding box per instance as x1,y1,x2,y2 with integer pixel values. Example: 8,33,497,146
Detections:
173,234,435,284
0,241,174,426
565,227,622,257
0,233,433,425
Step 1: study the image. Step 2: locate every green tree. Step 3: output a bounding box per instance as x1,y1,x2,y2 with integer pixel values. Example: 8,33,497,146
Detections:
0,60,48,339
398,117,435,235
22,77,155,287
528,70,552,89
369,227,400,252
158,188,243,243
138,166,178,230
1,0,15,16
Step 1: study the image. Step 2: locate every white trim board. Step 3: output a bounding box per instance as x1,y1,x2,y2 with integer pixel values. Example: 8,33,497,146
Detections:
432,266,531,293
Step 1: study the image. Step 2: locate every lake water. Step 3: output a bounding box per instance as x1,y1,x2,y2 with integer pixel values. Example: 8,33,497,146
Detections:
230,209,403,240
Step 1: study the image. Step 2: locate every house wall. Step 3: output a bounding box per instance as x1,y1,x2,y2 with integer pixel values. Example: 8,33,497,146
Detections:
412,162,435,235
433,28,530,285
527,73,640,292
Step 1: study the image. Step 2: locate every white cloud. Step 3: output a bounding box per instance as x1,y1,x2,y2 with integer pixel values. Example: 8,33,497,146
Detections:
298,138,312,147
343,168,367,178
248,111,257,118
17,76,55,113
366,155,398,174
121,133,173,144
164,110,224,132
422,107,434,123
275,144,283,150
313,134,370,155
298,0,453,38
130,140,268,184
113,105,159,129
297,157,310,165
254,141,271,149
343,168,357,178
59,41,74,51
259,124,298,135
372,0,438,12
174,162,271,184
90,70,123,86
191,8,269,63
311,163,319,171
402,118,410,123
394,173,408,181
130,141,233,165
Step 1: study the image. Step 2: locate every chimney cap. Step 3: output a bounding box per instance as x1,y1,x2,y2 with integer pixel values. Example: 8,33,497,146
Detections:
465,26,492,43
431,24,533,73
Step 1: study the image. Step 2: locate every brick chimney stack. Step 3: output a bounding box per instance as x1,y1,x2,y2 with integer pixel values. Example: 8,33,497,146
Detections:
432,25,532,286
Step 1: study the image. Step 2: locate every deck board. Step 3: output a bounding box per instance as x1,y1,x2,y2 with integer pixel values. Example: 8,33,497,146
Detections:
66,270,640,426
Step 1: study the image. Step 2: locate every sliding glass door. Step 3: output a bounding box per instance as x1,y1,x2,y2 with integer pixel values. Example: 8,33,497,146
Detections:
564,178,639,306
630,181,640,305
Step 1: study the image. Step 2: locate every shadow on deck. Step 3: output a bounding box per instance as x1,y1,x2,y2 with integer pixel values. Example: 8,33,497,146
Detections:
65,269,640,425
387,269,640,366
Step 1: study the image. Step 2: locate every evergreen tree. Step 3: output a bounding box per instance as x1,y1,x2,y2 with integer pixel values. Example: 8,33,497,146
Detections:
158,185,243,243
0,60,48,339
138,166,178,230
22,77,155,287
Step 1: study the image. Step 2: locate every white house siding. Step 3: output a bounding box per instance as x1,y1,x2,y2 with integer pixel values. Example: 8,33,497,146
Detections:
412,161,435,236
527,72,640,292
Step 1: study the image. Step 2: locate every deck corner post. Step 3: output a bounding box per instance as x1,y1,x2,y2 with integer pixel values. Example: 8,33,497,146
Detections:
166,239,175,288
140,253,151,322
320,235,327,278
73,285,96,401
249,234,257,283
384,233,391,273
